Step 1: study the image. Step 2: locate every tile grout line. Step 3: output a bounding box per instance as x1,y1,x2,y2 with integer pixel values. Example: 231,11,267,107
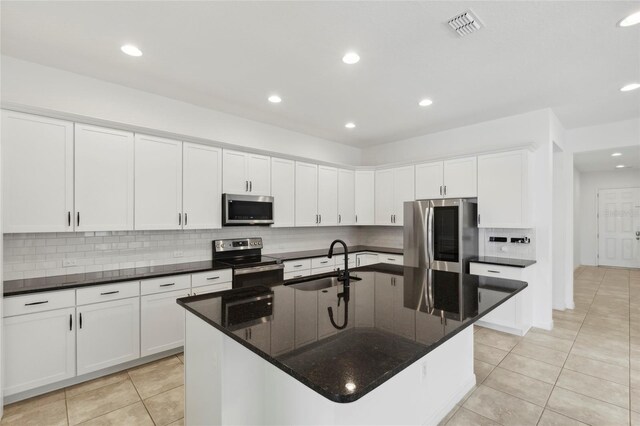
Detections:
126,369,157,426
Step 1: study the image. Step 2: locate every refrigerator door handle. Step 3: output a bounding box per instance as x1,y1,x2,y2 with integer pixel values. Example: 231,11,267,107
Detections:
426,206,434,266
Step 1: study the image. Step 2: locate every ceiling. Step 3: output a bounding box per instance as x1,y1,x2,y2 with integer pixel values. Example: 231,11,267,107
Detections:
574,145,640,172
1,1,639,147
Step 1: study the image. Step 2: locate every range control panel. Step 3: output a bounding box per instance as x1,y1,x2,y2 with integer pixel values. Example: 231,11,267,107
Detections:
214,237,263,252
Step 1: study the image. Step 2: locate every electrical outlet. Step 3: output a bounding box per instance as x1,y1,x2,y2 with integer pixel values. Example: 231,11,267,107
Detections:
62,258,77,267
173,250,184,258
421,361,428,381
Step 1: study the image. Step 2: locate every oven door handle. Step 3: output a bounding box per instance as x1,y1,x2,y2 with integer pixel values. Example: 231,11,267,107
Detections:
234,264,284,275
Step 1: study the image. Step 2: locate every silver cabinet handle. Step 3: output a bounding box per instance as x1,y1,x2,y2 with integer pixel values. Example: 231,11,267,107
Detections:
68,211,71,227
249,181,252,192
293,275,303,278
319,214,322,224
439,186,443,196
293,264,303,268
160,283,176,287
206,276,220,280
355,214,358,223
487,270,500,274
77,212,80,227
478,214,481,225
100,290,119,295
178,213,182,225
338,214,341,224
387,258,395,261
184,213,188,226
320,261,328,264
25,300,48,306
444,185,447,196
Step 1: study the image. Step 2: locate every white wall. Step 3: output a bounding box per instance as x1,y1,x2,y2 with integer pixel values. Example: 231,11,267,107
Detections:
578,169,640,266
567,118,640,153
573,168,582,269
0,56,362,167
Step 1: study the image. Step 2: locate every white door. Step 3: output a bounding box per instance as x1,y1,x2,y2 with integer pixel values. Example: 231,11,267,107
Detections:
318,166,338,226
1,111,74,233
355,170,375,225
141,289,191,357
222,149,248,194
375,169,394,225
134,134,183,230
295,162,318,226
247,153,271,196
598,187,640,268
338,169,356,225
415,161,443,200
183,143,223,229
75,124,134,231
76,297,140,375
3,308,76,395
271,157,295,227
393,165,415,226
443,157,477,198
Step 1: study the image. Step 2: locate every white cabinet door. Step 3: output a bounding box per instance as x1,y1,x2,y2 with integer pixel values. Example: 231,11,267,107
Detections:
76,297,140,375
393,165,415,226
375,169,394,225
355,170,375,225
271,157,295,227
270,285,295,356
183,143,222,230
75,124,134,231
247,153,271,196
317,166,338,226
1,111,74,233
3,308,75,395
338,169,356,226
134,134,183,230
295,162,318,227
141,289,191,357
415,161,443,200
477,150,531,228
443,157,477,198
356,253,379,267
222,149,248,194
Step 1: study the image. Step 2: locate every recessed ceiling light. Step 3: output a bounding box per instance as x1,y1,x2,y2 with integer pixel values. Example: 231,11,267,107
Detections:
268,95,282,103
619,11,640,27
418,98,433,107
611,152,623,157
345,122,356,129
616,164,626,168
120,44,142,57
342,52,360,65
620,83,640,92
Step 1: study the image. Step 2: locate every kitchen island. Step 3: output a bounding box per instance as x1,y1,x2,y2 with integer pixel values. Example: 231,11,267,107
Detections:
177,263,527,425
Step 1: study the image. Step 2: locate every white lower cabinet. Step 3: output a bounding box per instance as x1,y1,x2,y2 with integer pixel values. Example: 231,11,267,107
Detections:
356,253,379,267
3,307,76,395
76,297,140,375
191,282,232,296
141,288,191,357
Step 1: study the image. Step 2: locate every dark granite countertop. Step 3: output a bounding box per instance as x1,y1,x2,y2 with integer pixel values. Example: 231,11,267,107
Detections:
267,245,402,261
3,261,232,296
177,263,527,403
470,256,537,268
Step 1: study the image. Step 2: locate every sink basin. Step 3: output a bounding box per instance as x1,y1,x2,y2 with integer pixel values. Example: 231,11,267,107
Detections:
286,274,361,291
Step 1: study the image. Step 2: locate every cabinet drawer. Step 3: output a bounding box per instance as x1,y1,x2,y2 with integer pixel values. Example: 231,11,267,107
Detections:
312,266,335,275
470,263,523,281
191,282,232,296
283,259,312,274
311,257,334,269
141,274,190,295
191,269,232,287
76,281,140,306
284,270,312,280
4,290,75,317
381,254,404,265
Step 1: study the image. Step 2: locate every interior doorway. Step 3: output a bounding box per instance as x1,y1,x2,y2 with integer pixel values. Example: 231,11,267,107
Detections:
597,187,640,268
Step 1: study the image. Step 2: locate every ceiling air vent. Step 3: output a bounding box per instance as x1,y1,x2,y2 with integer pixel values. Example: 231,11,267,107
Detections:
447,10,483,37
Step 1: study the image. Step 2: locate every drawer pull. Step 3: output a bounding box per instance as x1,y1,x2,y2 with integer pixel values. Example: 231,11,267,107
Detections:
24,300,48,306
69,314,73,331
293,264,303,268
160,283,176,287
487,270,501,274
320,261,328,264
100,290,120,296
387,258,395,261
79,312,83,329
206,276,220,280
293,275,303,278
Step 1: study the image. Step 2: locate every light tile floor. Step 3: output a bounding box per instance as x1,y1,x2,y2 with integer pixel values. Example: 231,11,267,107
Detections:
2,266,637,425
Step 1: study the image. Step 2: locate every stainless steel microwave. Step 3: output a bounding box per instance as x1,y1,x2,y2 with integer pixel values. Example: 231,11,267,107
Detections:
222,194,274,226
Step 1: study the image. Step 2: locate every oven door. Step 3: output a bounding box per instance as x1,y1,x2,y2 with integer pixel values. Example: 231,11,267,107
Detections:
223,194,274,226
233,264,284,289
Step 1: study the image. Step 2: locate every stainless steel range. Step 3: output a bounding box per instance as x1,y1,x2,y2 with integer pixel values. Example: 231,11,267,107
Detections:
213,237,283,288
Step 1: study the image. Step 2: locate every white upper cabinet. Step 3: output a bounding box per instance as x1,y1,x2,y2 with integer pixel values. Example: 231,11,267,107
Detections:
1,111,74,233
355,170,375,225
271,157,295,227
294,162,319,226
134,134,183,230
338,169,356,226
75,124,134,231
375,166,414,226
222,149,270,196
317,166,338,226
477,150,532,228
183,143,223,230
415,157,476,199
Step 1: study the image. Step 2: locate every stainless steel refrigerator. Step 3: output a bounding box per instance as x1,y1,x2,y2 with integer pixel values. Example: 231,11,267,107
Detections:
403,199,478,273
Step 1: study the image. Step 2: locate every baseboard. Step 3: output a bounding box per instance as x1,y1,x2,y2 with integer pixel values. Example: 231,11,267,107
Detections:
424,375,476,426
475,320,529,336
532,319,553,331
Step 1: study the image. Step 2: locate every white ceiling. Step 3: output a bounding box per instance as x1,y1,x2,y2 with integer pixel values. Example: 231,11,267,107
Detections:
1,1,639,147
574,145,640,172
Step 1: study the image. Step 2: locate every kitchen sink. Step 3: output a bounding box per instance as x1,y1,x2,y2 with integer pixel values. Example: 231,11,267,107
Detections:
286,274,361,291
